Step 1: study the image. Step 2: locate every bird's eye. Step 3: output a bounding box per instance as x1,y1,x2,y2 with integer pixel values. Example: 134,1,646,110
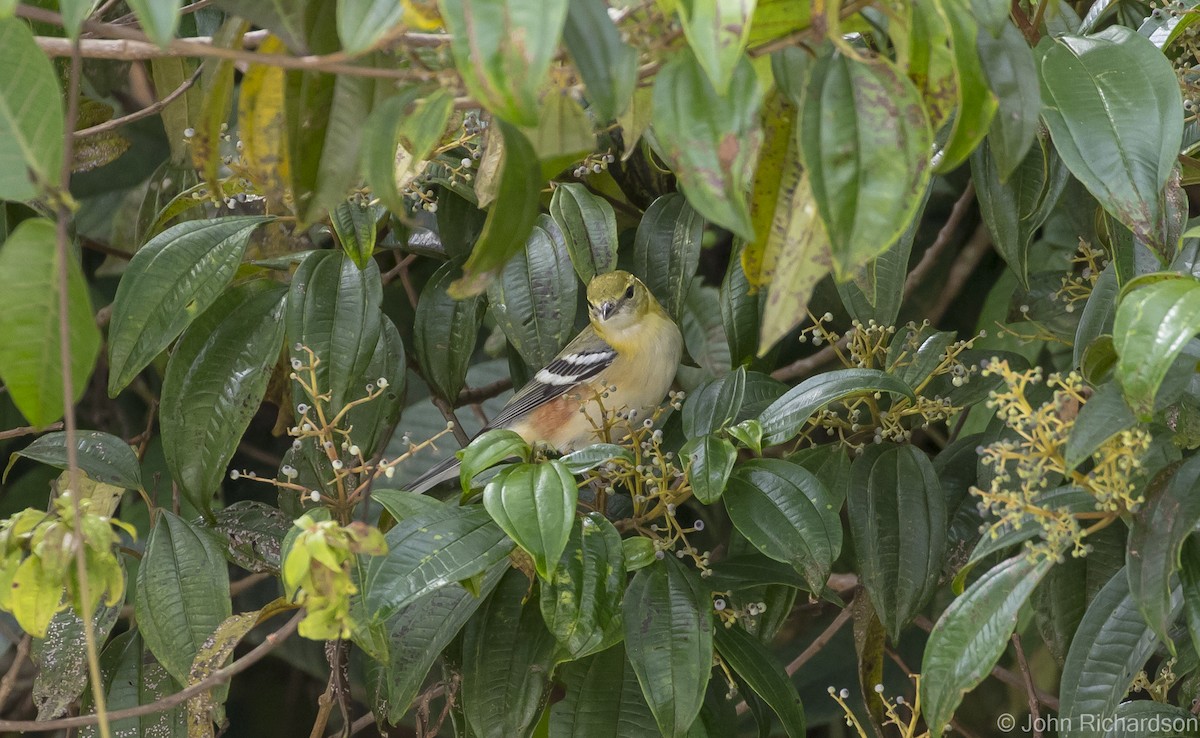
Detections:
625,285,635,299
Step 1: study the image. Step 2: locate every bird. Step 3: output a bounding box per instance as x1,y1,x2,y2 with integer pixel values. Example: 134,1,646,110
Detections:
406,270,683,494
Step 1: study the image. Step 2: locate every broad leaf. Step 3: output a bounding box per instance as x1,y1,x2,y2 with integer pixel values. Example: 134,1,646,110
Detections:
624,557,714,738
107,216,269,395
0,219,99,426
539,512,625,659
757,368,917,446
676,0,757,95
458,429,531,493
683,366,747,437
482,461,577,580
31,602,120,720
0,18,63,200
927,0,997,172
714,624,805,738
337,0,404,53
550,182,619,283
1112,275,1200,418
1039,27,1183,255
162,282,287,513
632,193,704,323
978,19,1040,179
562,0,637,120
135,511,232,685
682,434,737,505
550,644,659,737
413,260,488,403
11,431,140,490
331,199,379,269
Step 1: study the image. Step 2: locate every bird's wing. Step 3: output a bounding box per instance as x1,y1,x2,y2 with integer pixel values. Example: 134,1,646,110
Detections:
486,327,616,430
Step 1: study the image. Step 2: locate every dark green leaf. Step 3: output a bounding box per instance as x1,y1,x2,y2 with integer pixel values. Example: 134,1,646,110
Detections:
483,461,577,580
757,368,916,446
720,247,763,369
921,554,1055,738
682,434,737,505
487,214,578,369
107,216,269,395
331,199,379,269
0,218,100,426
126,0,182,47
1104,702,1200,738
559,444,634,474
562,0,637,120
459,429,531,493
1074,264,1118,367
928,0,997,173
788,444,851,507
31,601,120,719
1058,567,1182,738
413,260,487,403
364,504,514,619
0,18,63,200
1064,382,1136,471
651,51,762,241
714,625,805,738
835,185,927,326
461,568,558,738
79,631,186,738
683,366,746,437
550,644,659,737
724,459,841,593
286,249,383,411
210,501,292,573
1112,275,1200,418
799,51,932,280
343,315,406,458
539,512,625,659
1180,537,1200,663
440,0,568,125
135,511,232,685
11,431,141,490
624,556,714,738
1039,27,1183,255
676,0,754,94
978,19,1040,179
848,444,946,642
549,182,618,283
162,282,287,513
632,193,704,323
452,122,542,297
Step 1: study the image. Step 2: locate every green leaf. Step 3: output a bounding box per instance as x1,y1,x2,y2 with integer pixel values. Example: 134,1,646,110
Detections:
621,537,657,572
451,122,542,297
632,193,704,323
848,444,946,642
651,50,762,241
1112,275,1200,418
624,556,714,738
0,218,99,426
1181,537,1200,662
971,132,1069,288
162,282,287,514
285,249,383,411
58,0,100,39
676,0,757,95
757,368,916,446
835,185,928,326
549,182,619,283
135,511,232,685
370,564,506,724
285,69,374,226
343,315,406,458
337,0,404,53
459,429,532,493
927,0,997,173
80,632,186,738
562,0,637,120
1063,382,1136,471
10,431,140,490
682,434,737,505
439,0,569,125
705,554,810,593
31,602,120,720
364,504,514,619
714,624,805,738
789,444,851,507
683,366,746,437
461,568,558,738
361,88,450,217
1104,702,1200,738
331,199,378,269
107,216,269,395
1058,567,1181,738
210,501,292,573
0,18,64,200
414,260,488,403
724,459,841,593
1127,457,1200,647
487,215,578,369
978,19,1040,180
921,554,1056,738
150,58,202,165
1039,27,1184,255
126,0,182,47
539,512,625,659
521,90,596,172
559,443,634,474
483,460,577,581
720,246,763,368
550,644,659,737
799,51,932,280
1074,264,1119,367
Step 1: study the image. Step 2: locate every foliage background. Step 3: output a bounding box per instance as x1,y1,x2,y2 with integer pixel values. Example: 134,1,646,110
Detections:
3,0,1200,737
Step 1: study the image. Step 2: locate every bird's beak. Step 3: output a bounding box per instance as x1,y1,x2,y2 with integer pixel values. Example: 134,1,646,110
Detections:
599,301,616,320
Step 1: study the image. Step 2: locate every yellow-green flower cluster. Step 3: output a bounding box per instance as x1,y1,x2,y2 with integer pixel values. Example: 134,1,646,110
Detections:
0,494,134,637
1053,239,1106,312
974,360,1151,561
282,515,387,640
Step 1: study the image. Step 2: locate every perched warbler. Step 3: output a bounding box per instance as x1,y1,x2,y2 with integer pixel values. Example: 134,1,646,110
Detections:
406,270,683,493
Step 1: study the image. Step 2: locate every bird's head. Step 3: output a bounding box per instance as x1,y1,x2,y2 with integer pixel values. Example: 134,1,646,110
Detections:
586,270,656,332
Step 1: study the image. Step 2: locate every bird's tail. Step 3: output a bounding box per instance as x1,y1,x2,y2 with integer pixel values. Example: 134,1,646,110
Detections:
404,455,461,495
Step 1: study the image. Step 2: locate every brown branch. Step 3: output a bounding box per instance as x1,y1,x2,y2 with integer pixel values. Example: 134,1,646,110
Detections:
74,66,202,139
0,635,32,712
455,377,513,408
432,396,471,447
0,610,302,732
1012,632,1043,738
0,422,62,441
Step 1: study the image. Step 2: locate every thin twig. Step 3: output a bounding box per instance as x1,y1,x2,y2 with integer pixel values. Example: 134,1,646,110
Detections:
432,396,471,447
0,610,301,732
1012,633,1043,738
0,422,63,441
0,635,32,711
455,377,513,407
74,66,202,139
